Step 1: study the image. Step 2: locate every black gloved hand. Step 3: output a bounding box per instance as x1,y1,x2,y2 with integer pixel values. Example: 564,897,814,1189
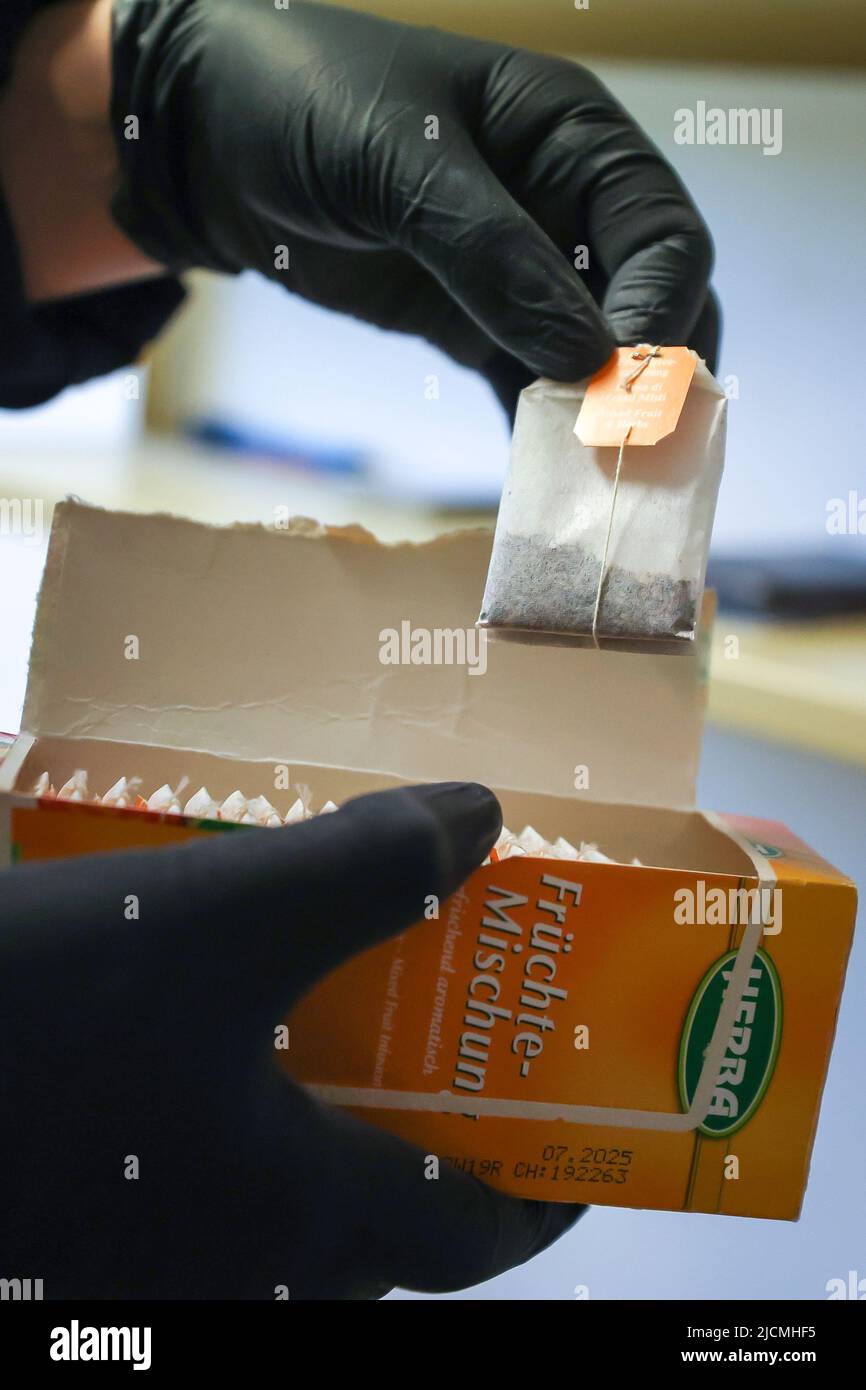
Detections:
110,0,719,416
0,782,582,1299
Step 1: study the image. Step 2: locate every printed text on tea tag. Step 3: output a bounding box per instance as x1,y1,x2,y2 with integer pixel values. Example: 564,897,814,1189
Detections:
575,346,696,447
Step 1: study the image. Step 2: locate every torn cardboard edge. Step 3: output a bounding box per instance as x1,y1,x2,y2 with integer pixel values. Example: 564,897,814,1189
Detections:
19,499,711,811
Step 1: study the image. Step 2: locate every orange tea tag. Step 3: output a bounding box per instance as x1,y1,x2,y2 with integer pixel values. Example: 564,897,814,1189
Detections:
574,345,696,447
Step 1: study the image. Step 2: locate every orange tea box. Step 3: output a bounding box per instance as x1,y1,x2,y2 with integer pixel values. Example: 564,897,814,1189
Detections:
0,501,856,1218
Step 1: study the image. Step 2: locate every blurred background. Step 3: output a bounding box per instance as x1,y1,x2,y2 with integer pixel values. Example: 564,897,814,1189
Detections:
1,0,865,1301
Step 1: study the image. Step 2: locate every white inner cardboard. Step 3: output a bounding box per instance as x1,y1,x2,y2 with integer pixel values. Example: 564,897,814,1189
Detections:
20,500,712,811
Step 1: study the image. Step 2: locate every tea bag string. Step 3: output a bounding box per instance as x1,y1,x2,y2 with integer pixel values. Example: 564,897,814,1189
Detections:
591,424,632,649
590,345,661,650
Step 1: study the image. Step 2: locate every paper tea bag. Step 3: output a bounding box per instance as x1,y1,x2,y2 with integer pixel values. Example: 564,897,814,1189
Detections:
247,794,283,828
515,824,549,856
575,841,616,864
57,770,89,802
489,827,526,862
487,824,638,866
147,780,188,815
102,776,141,808
184,786,221,820
553,835,580,861
478,351,726,651
284,784,313,825
219,789,255,823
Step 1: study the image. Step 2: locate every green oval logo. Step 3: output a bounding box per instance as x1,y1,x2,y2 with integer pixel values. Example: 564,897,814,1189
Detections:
747,839,785,860
678,948,782,1138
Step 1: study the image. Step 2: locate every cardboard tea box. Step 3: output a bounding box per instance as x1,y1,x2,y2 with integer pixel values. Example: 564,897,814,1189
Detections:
0,501,856,1218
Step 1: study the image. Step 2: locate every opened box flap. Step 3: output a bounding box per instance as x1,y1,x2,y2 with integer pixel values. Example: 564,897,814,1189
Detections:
22,500,711,807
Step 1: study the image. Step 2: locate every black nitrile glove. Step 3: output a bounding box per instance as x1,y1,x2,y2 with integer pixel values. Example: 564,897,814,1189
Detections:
0,783,583,1299
110,0,719,417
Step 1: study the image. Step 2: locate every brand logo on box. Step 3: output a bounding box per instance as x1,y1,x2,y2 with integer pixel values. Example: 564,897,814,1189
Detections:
678,949,782,1138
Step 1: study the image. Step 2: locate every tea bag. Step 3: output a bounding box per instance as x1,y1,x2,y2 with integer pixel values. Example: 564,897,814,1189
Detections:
219,789,256,824
487,824,639,866
478,351,726,651
247,794,283,828
147,779,188,815
515,824,549,856
489,827,526,862
57,770,90,802
183,786,221,820
284,784,313,825
575,841,615,864
102,776,141,808
30,762,646,864
490,826,558,861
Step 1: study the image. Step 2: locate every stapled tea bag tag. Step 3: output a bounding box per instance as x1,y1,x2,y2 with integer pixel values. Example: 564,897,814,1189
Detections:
575,345,697,447
573,345,699,647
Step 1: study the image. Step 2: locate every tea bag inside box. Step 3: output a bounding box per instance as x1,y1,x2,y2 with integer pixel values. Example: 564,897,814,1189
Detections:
478,356,726,652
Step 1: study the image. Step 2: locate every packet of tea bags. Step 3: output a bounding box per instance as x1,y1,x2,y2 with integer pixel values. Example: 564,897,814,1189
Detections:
478,348,726,652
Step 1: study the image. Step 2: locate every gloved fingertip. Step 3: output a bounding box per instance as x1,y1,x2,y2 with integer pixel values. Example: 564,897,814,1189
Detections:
608,291,721,374
686,289,722,374
493,1195,587,1274
404,782,502,883
532,327,616,386
530,1199,588,1255
605,308,662,348
482,248,615,387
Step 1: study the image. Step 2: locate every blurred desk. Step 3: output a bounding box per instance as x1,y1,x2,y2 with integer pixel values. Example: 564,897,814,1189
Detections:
709,614,866,767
